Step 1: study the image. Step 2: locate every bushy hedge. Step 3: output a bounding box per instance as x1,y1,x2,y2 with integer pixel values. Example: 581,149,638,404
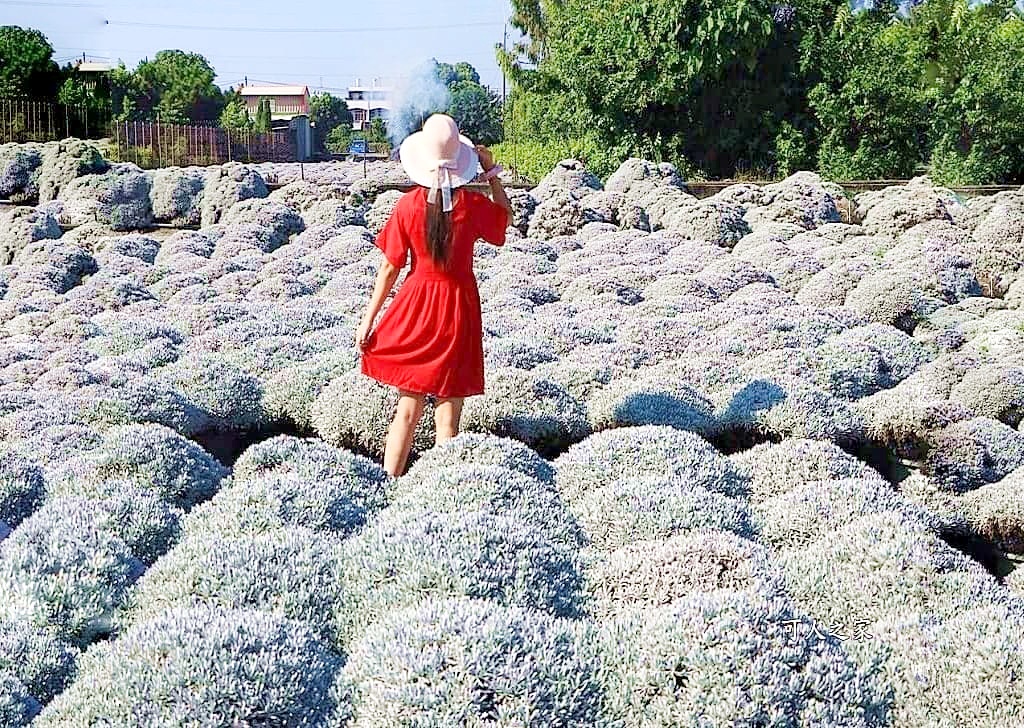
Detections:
341,597,604,727
334,505,585,648
123,526,345,643
34,606,347,727
599,589,893,726
0,497,142,645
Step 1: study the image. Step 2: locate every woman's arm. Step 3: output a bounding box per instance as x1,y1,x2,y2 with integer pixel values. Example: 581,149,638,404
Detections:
487,176,512,226
355,259,401,348
476,145,513,226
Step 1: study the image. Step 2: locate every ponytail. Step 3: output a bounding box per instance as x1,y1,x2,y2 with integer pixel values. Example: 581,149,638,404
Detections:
425,189,454,267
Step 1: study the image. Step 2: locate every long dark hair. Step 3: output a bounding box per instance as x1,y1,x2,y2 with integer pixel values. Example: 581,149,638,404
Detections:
425,189,456,267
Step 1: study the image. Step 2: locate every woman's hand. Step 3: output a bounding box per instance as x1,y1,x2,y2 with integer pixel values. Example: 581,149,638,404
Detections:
355,319,372,349
476,145,496,172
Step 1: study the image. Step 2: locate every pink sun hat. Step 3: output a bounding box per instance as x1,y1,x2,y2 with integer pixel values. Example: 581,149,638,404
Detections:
399,114,479,211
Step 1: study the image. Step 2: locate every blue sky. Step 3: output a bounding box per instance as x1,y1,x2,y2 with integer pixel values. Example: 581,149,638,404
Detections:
5,0,514,93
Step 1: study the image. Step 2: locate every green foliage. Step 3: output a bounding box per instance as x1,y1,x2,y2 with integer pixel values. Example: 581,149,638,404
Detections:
219,98,252,132
773,119,813,176
367,118,388,145
0,25,60,97
111,50,224,124
809,3,929,179
922,2,1024,184
253,97,272,133
430,59,504,146
504,0,1024,183
491,133,633,183
449,81,502,146
325,124,354,154
309,92,353,154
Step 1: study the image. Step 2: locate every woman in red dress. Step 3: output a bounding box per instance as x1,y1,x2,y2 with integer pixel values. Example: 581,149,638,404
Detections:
356,114,512,476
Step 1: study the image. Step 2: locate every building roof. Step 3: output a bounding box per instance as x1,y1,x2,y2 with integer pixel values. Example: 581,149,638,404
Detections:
75,61,115,73
239,85,309,97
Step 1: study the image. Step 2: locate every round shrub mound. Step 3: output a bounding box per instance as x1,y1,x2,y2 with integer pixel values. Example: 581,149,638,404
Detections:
554,426,748,503
584,530,783,619
569,476,754,551
0,620,77,703
156,354,267,431
0,497,142,645
730,437,882,504
960,467,1024,554
713,376,866,443
233,434,387,504
599,589,893,727
0,449,45,527
341,597,603,727
752,477,943,550
262,347,360,429
780,511,1011,637
389,464,584,547
856,605,1024,726
586,373,718,436
923,416,1024,493
460,367,590,454
186,468,386,540
48,423,227,510
311,370,435,457
51,478,182,565
124,526,344,643
335,505,585,648
34,606,347,728
402,432,556,484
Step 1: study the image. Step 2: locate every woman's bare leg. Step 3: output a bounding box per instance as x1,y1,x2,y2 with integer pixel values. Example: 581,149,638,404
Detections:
434,397,465,446
383,391,425,476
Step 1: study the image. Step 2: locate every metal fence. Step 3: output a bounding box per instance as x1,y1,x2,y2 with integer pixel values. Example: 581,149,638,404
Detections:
109,120,296,168
0,98,109,143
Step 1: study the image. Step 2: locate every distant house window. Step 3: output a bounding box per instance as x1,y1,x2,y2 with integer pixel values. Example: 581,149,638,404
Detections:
369,107,389,120
349,91,364,101
352,109,367,122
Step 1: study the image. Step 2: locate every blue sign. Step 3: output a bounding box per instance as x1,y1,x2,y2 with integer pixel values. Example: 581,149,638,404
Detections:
349,139,368,155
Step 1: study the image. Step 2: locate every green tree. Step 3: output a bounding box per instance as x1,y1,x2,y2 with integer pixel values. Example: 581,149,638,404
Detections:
501,0,776,177
449,80,502,145
0,26,60,97
326,123,355,153
309,91,353,154
807,1,927,179
429,60,504,146
918,0,1024,183
117,50,224,123
367,117,389,145
219,97,253,132
253,97,272,132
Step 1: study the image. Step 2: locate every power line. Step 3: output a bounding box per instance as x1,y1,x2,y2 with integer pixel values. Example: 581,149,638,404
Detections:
103,19,503,34
0,1,100,6
52,46,502,63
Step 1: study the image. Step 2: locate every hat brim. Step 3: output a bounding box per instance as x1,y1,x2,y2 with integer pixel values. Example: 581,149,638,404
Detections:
399,132,479,189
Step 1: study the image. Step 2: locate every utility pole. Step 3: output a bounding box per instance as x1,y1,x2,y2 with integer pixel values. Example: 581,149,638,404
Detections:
502,24,507,106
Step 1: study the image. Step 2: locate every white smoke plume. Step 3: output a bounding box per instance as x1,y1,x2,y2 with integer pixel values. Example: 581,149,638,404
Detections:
388,60,452,150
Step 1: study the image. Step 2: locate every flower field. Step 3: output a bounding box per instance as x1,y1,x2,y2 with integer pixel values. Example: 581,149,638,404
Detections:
1,139,1024,726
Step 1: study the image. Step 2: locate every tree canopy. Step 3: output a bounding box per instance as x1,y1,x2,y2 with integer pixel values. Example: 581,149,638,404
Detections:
309,92,354,154
111,50,225,124
432,60,503,146
0,25,60,97
499,0,1024,183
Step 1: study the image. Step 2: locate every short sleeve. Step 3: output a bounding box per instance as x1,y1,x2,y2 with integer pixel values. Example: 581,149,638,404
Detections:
374,205,409,267
468,191,508,246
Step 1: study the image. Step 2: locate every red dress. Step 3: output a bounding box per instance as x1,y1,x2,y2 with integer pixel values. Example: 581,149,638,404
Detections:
360,186,508,397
